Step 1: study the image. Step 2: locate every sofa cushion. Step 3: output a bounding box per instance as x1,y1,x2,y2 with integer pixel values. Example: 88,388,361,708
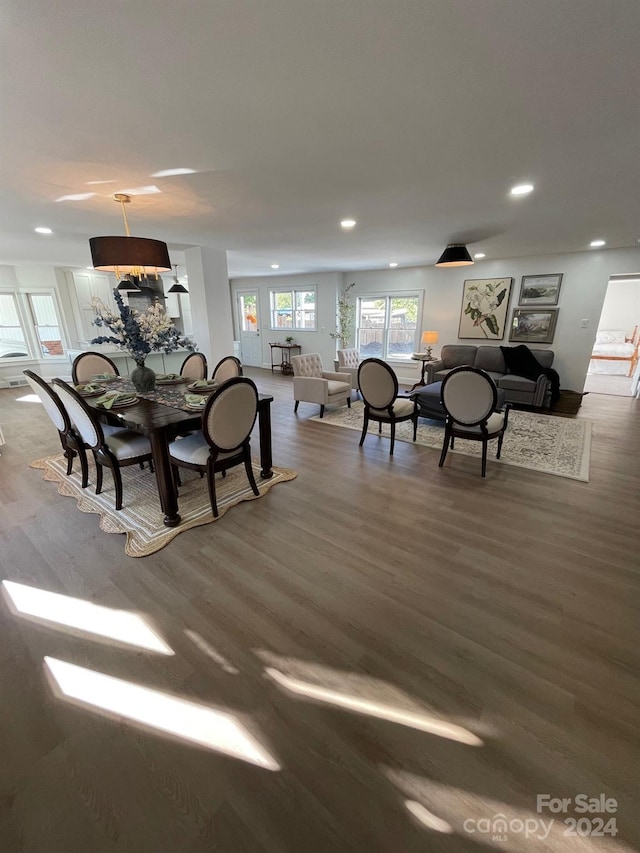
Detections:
474,346,506,374
498,374,537,392
441,345,477,368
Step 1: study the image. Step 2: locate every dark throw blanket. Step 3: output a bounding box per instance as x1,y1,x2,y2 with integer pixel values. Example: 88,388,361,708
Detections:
500,345,561,403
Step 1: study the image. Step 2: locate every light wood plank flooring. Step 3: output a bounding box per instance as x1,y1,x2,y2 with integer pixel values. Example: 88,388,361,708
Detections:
0,371,638,852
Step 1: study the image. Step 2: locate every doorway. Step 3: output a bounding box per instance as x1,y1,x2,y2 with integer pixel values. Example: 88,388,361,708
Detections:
236,291,262,367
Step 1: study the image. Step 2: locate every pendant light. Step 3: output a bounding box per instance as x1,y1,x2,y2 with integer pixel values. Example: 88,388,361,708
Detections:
90,194,172,278
167,264,189,294
435,244,474,267
116,274,142,292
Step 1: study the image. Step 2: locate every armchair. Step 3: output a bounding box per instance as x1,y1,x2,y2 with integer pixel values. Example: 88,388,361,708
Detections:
291,353,352,418
334,348,361,396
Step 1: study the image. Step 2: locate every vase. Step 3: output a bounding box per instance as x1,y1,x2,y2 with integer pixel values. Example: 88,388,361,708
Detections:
130,360,156,393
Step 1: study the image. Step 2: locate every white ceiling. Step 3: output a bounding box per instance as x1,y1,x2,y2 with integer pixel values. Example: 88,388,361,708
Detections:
2,0,639,277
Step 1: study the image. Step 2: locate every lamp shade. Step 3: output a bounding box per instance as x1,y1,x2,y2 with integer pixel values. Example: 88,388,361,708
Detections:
435,244,474,267
116,275,142,292
89,236,172,275
422,330,439,346
167,282,189,294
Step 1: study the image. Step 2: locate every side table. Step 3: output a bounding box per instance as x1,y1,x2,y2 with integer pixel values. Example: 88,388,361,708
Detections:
269,342,302,375
410,353,436,391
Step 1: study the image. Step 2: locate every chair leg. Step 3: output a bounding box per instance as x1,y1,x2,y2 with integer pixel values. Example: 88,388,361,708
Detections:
206,458,218,518
319,404,325,418
359,415,369,446
378,421,382,433
139,461,144,470
243,446,260,496
346,397,351,408
390,421,396,455
113,464,124,510
95,458,103,495
78,446,89,489
497,432,505,458
65,448,74,476
481,441,488,477
439,426,451,468
294,400,299,413
412,415,418,442
148,457,154,473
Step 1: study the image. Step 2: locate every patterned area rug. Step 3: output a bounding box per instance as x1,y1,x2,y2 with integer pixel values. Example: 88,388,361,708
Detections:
311,403,591,481
30,455,297,557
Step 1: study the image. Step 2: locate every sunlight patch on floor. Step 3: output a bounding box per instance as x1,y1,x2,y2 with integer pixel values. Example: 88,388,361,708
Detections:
405,800,453,834
45,657,280,771
2,580,173,655
15,393,41,403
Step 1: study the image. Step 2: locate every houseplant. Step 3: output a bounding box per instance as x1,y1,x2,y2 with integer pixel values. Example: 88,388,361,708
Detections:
329,282,356,349
91,289,195,392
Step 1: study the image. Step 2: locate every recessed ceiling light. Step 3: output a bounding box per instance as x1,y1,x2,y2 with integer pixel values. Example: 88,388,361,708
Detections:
86,179,117,185
270,264,280,269
389,262,398,268
474,253,486,259
86,266,94,270
510,183,534,196
34,226,52,235
340,219,356,229
56,192,96,202
151,168,196,178
117,185,161,196
590,239,606,247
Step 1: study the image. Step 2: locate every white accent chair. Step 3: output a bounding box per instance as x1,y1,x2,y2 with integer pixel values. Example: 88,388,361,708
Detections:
334,348,361,397
439,366,511,477
291,353,352,418
168,377,260,518
358,358,418,455
53,379,153,509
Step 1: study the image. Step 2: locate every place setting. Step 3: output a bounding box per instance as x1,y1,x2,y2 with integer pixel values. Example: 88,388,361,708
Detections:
155,373,186,386
183,393,207,412
94,390,139,410
186,379,218,393
91,372,119,383
73,381,106,397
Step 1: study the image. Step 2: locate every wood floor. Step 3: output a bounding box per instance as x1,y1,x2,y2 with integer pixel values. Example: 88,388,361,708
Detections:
0,370,638,852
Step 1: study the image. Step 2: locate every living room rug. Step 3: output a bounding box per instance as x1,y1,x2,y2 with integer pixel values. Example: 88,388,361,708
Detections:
311,403,591,481
30,455,297,557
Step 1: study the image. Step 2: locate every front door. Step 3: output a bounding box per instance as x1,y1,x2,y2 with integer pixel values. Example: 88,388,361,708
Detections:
237,291,262,367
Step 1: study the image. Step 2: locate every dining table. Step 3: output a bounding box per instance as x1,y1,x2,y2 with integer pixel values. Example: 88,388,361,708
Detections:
87,378,274,528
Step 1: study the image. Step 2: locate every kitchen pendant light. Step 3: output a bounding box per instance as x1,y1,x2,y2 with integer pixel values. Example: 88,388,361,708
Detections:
167,264,189,294
116,274,142,292
435,244,474,267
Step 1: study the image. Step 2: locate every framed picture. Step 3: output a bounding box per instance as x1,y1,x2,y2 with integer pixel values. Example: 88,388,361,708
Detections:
509,308,559,344
458,278,513,340
519,273,563,306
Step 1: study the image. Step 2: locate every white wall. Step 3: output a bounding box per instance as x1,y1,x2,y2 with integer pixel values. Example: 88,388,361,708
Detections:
597,279,640,331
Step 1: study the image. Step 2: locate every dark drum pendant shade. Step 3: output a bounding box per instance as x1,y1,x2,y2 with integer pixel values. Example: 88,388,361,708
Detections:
90,236,172,275
168,282,189,294
435,244,474,267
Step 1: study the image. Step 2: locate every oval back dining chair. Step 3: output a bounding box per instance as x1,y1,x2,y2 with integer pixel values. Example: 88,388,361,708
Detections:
180,352,208,381
439,366,511,477
357,358,418,455
168,376,260,518
53,379,153,510
71,352,120,385
23,369,89,487
211,355,243,384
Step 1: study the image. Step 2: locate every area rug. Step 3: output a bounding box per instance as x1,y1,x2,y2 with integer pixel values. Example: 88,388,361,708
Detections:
311,403,591,481
30,455,297,557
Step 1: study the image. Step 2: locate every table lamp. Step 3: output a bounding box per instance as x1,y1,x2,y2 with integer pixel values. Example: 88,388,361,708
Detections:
422,330,439,358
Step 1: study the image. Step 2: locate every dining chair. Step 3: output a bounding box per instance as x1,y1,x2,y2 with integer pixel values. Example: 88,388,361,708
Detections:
357,358,418,455
23,369,89,487
439,366,511,477
291,353,351,418
71,352,120,385
180,352,208,381
53,379,153,510
168,377,260,518
211,355,243,384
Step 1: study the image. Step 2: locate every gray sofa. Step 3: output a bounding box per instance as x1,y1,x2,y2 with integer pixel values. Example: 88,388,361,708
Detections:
426,345,555,407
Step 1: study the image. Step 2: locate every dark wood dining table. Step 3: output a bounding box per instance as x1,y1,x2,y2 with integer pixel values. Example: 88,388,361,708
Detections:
87,379,274,528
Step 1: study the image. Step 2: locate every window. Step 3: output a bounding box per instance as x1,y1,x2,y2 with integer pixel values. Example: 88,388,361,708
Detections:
29,293,64,357
270,287,316,331
0,294,29,359
356,294,420,361
0,290,65,360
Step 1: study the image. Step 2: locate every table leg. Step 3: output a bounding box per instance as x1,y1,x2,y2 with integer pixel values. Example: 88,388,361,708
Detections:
150,430,181,527
257,399,273,479
409,360,429,391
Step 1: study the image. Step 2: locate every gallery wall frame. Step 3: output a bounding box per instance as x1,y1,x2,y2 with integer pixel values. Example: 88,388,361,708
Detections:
519,273,563,306
458,277,513,340
509,308,559,344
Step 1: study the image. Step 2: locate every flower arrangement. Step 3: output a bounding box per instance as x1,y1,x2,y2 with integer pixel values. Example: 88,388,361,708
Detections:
91,289,195,365
329,282,356,348
463,279,509,338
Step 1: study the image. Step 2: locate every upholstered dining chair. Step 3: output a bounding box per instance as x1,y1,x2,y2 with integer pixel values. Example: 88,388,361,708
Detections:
23,369,89,487
72,352,120,385
168,376,260,518
335,348,361,397
439,366,511,478
357,358,418,455
211,355,243,384
53,379,153,510
291,353,351,418
180,352,208,381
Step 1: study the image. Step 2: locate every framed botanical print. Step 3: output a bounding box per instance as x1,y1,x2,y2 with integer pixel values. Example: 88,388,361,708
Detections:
519,273,563,306
509,308,559,343
458,278,513,340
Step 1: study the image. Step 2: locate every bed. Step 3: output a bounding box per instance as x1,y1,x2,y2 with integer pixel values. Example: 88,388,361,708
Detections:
588,326,639,376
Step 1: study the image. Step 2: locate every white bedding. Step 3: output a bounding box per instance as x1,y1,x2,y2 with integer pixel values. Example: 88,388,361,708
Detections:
591,342,635,358
589,342,636,375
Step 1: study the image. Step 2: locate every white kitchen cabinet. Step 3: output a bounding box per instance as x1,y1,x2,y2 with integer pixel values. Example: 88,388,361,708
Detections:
72,272,116,342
